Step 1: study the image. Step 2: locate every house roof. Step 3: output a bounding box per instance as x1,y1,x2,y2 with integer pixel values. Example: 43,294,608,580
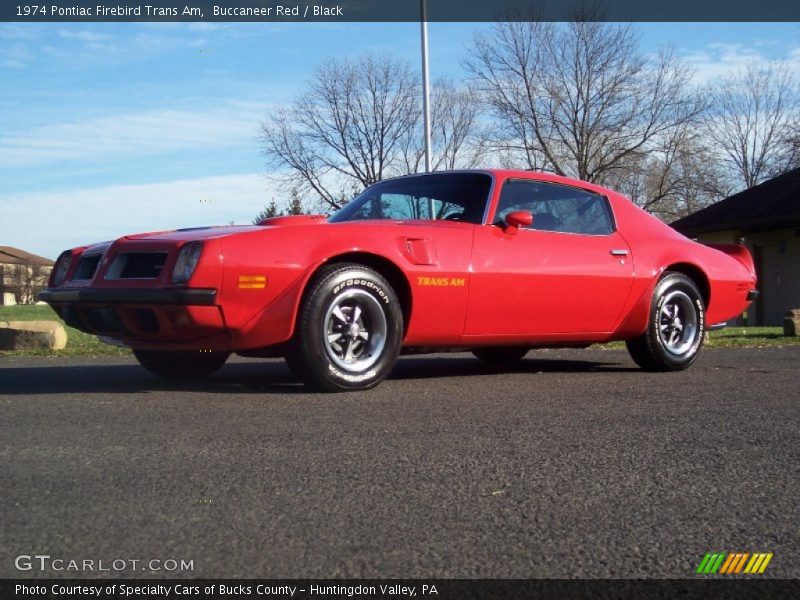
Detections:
0,246,55,266
671,167,800,236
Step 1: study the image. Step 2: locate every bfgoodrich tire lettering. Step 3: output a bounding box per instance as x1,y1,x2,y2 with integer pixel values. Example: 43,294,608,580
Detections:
133,349,229,378
288,263,403,392
626,272,705,371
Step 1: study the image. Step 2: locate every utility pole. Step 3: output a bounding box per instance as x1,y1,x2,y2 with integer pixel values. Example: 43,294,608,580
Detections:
420,0,434,217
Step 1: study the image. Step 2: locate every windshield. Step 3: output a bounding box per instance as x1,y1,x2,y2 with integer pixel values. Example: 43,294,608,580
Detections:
328,172,493,224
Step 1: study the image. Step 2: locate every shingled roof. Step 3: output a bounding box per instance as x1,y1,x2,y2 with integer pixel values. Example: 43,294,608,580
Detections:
671,167,800,236
0,246,54,266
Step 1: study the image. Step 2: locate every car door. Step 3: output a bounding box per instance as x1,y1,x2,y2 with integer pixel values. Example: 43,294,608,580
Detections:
465,179,634,337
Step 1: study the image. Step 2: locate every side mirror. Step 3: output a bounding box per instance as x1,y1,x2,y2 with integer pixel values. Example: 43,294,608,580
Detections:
504,210,533,235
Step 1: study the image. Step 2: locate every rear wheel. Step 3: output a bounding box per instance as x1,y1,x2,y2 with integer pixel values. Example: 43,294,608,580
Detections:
133,349,229,379
626,272,705,371
287,263,403,392
472,346,529,364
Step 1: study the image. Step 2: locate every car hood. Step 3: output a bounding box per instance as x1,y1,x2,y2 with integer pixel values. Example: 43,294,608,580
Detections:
121,216,474,244
123,215,331,243
122,225,266,242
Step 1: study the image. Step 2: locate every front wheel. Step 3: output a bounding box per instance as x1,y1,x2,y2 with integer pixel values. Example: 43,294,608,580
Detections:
287,263,404,392
626,272,705,371
133,349,229,379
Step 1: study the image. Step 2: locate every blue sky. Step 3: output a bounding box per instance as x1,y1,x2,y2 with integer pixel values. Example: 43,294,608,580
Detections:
1,21,799,259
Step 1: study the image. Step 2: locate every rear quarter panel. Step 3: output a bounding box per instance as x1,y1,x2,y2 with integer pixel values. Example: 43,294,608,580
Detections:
610,196,756,336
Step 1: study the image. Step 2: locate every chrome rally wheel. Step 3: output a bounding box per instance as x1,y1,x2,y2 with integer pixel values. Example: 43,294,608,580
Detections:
657,289,700,356
323,289,388,373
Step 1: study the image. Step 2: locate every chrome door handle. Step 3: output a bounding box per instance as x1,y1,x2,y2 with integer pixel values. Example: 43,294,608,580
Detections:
610,249,628,256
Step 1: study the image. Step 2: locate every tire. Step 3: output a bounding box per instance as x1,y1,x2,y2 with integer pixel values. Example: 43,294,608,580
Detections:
287,263,404,392
133,349,229,379
472,346,529,364
626,272,705,371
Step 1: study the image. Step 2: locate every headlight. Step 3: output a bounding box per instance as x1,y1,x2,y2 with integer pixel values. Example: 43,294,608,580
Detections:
172,243,203,284
52,251,72,286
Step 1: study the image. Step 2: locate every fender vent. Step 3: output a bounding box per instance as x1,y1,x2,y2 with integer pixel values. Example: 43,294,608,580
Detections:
403,238,438,265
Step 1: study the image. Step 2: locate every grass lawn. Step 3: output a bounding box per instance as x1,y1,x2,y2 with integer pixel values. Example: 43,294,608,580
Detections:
598,326,799,349
0,304,130,357
703,326,800,347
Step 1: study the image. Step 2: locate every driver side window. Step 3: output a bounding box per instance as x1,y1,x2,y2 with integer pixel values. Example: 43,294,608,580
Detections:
495,180,614,235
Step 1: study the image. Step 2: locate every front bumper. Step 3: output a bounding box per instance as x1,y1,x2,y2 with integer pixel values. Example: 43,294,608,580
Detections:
39,287,227,349
39,287,217,306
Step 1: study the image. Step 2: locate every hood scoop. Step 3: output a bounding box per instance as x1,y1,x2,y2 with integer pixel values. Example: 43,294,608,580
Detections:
257,214,327,226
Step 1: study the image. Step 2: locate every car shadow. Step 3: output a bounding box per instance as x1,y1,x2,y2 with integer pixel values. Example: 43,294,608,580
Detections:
391,355,638,380
0,354,638,396
0,360,307,396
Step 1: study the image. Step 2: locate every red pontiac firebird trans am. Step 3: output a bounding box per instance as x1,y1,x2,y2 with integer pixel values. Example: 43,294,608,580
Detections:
40,170,758,391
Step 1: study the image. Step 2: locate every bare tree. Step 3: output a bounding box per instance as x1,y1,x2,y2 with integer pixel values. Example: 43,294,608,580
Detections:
787,125,800,170
706,61,799,189
261,55,484,211
261,55,419,211
400,77,485,172
464,18,704,186
612,124,731,220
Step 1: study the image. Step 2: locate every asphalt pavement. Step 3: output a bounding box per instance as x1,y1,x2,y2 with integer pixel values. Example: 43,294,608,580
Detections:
1,347,798,578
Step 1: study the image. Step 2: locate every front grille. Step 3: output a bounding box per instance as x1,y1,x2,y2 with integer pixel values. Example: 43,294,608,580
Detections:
106,252,167,279
72,254,101,280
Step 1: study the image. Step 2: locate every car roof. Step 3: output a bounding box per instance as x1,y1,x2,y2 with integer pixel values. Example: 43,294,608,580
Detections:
378,169,617,198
